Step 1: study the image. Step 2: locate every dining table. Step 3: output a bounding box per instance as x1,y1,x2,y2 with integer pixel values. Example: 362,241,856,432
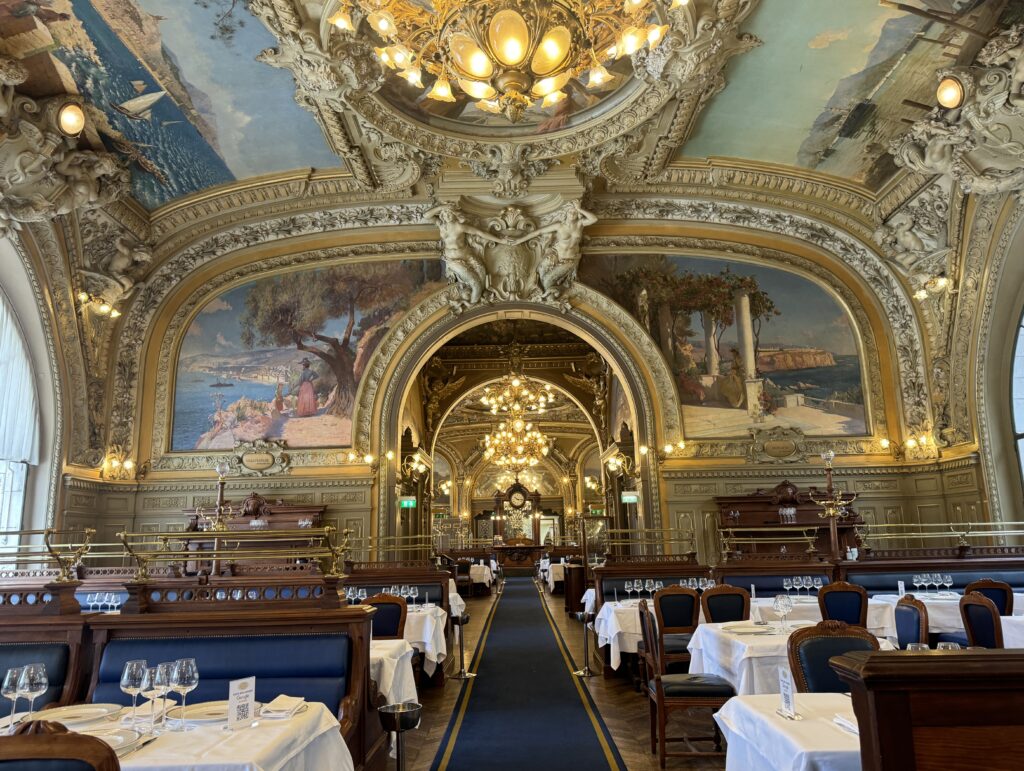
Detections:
448,578,466,617
469,564,493,587
872,592,1024,635
751,596,897,639
592,598,709,670
403,603,448,676
60,700,353,771
688,621,896,695
546,563,565,592
369,639,418,706
1000,615,1024,647
714,693,861,771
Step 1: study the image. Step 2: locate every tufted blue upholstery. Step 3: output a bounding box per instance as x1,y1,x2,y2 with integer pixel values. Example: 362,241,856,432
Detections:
366,602,404,638
720,574,831,595
93,634,350,715
963,603,1001,648
821,590,866,626
895,603,924,649
965,581,1013,615
0,643,69,718
845,570,1024,597
704,593,747,623
793,635,877,693
600,578,695,600
0,761,95,770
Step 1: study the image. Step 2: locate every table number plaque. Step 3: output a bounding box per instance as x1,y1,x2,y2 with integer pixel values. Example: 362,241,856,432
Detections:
776,670,801,720
228,676,257,729
898,580,906,597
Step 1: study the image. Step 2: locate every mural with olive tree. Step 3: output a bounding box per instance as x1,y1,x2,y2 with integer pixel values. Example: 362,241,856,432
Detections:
579,255,866,437
171,260,445,450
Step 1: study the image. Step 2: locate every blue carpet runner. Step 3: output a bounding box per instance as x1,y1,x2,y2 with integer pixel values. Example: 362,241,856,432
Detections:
431,577,624,770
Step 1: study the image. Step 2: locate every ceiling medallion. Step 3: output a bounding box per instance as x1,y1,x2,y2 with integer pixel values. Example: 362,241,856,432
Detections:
330,0,673,122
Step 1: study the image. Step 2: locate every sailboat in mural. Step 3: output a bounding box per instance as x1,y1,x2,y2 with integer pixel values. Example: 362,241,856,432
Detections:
111,90,166,121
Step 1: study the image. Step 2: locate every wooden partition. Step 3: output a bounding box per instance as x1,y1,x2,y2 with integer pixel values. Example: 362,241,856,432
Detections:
832,650,1024,771
591,554,706,611
343,560,452,614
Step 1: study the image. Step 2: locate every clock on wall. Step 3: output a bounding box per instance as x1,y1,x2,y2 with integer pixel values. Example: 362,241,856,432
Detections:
506,482,529,510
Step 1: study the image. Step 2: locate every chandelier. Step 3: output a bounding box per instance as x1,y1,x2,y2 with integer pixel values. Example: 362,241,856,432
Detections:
328,0,673,122
483,415,550,473
480,373,553,415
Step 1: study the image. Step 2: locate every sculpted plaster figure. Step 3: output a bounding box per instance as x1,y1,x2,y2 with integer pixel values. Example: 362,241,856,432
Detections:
427,202,502,311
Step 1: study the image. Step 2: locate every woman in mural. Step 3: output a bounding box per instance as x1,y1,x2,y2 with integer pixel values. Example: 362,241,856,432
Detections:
292,359,319,418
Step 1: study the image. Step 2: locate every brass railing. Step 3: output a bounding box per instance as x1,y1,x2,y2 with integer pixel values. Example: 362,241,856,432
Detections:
0,528,96,581
718,525,820,559
605,526,697,556
346,534,435,562
855,521,1024,549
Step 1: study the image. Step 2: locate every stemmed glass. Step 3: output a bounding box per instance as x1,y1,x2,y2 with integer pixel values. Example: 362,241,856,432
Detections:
410,586,419,608
152,663,173,733
120,660,148,727
17,663,47,724
912,574,921,594
687,578,697,590
644,579,655,599
400,585,411,604
654,581,664,594
141,666,161,734
813,577,823,595
772,594,793,632
782,577,792,596
624,580,634,601
84,593,97,612
934,573,946,594
2,668,21,734
169,659,199,731
803,576,814,597
357,588,367,604
943,574,953,594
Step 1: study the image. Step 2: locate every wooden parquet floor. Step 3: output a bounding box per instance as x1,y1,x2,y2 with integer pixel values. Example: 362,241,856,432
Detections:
398,581,727,770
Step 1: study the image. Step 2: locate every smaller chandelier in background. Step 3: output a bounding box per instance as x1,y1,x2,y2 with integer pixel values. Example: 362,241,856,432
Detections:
328,0,681,122
483,416,550,474
480,373,553,415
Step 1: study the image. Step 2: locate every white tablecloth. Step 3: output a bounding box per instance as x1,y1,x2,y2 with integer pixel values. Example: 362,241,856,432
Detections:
594,600,644,670
448,578,466,617
547,563,565,592
404,604,448,676
582,588,596,615
751,597,897,639
470,565,493,586
121,701,352,771
1002,615,1024,647
688,622,894,695
872,592,1024,634
715,693,860,771
370,639,418,706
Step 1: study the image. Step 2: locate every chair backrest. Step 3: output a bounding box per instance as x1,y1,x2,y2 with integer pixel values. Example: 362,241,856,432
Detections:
637,599,661,675
964,579,1013,615
817,581,868,627
0,721,119,771
362,593,407,639
0,643,70,718
653,586,699,634
894,594,928,649
787,620,880,693
93,632,351,715
456,562,471,577
700,585,750,624
960,592,1004,648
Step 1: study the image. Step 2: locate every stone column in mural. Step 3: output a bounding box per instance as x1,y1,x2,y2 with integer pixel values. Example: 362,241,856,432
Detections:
701,312,720,380
733,290,765,420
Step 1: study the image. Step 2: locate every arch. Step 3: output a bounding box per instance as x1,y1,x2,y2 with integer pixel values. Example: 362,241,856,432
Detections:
360,285,682,540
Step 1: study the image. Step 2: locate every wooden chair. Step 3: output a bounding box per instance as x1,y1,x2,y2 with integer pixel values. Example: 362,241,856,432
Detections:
700,585,750,624
652,586,700,673
787,620,880,693
964,579,1013,615
960,592,1004,648
638,600,734,768
454,562,473,597
817,581,868,627
362,593,408,639
0,721,119,770
894,594,928,650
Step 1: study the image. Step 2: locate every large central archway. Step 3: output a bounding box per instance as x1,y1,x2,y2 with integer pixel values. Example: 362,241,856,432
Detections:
355,284,684,542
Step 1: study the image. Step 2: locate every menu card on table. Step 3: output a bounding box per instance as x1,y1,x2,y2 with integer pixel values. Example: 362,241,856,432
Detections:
898,580,906,597
228,676,257,729
777,670,800,720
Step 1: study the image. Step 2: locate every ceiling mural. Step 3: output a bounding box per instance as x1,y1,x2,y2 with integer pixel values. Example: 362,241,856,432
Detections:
171,259,444,451
3,0,341,209
579,254,867,439
681,0,955,188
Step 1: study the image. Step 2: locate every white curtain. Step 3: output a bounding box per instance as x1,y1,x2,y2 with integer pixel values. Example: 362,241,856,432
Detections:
0,288,39,464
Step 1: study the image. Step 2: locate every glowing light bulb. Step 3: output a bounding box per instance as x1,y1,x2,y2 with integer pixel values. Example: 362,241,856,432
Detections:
386,450,395,460
374,47,393,68
914,288,929,301
427,76,456,102
123,459,134,470
364,454,374,464
542,37,562,59
647,24,669,47
502,38,524,65
110,458,121,468
618,27,644,56
329,10,354,32
347,452,356,462
587,65,612,88
663,444,673,454
677,441,686,450
879,438,891,449
905,437,918,449
109,309,121,319
368,10,397,38
77,291,90,303
670,0,690,7
398,68,423,87
639,445,649,455
468,50,491,78
541,90,566,108
97,302,111,315
936,76,964,109
57,103,85,136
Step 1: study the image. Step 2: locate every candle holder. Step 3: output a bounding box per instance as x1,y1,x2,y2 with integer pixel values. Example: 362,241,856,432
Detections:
807,450,858,560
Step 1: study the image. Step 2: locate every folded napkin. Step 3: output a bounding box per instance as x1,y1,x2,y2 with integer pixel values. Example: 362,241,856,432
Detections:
120,698,167,726
262,695,305,718
833,713,859,735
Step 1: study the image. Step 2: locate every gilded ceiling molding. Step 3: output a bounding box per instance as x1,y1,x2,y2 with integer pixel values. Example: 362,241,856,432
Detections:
108,203,432,455
7,233,65,526
590,197,935,452
585,234,888,457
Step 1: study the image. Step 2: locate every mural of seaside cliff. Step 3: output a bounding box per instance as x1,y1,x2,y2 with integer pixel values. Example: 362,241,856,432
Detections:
680,0,955,188
171,260,445,451
579,255,867,438
5,0,340,208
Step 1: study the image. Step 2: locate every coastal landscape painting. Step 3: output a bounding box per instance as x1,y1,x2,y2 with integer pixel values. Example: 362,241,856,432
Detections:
171,260,445,451
579,254,867,438
4,0,340,208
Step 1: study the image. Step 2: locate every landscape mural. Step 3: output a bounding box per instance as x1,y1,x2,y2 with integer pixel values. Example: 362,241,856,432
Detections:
171,260,445,451
579,255,867,438
5,0,340,208
681,0,957,188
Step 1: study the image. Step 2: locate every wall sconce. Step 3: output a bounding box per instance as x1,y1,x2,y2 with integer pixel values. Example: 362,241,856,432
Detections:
337,449,377,469
936,75,965,110
56,101,86,137
913,274,952,302
77,291,121,318
100,445,136,481
660,440,688,458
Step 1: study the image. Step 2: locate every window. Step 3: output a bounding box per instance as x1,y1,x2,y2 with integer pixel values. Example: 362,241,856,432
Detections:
0,288,39,534
1014,315,1024,488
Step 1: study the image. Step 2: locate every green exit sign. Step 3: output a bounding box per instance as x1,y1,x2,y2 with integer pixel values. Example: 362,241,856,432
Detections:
589,508,604,515
398,496,417,509
620,491,640,504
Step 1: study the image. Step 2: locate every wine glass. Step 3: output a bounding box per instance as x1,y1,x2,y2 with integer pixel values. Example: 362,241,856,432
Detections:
654,581,664,594
772,594,793,632
169,659,199,731
85,593,97,612
153,662,173,732
2,668,20,734
644,579,655,599
943,574,953,593
906,642,930,652
803,576,814,596
357,588,367,603
813,577,823,594
782,577,792,596
623,580,633,601
120,660,148,727
689,578,698,590
400,585,411,604
934,573,945,594
17,663,47,724
937,641,961,651
912,574,921,594
141,667,160,734
410,586,419,608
